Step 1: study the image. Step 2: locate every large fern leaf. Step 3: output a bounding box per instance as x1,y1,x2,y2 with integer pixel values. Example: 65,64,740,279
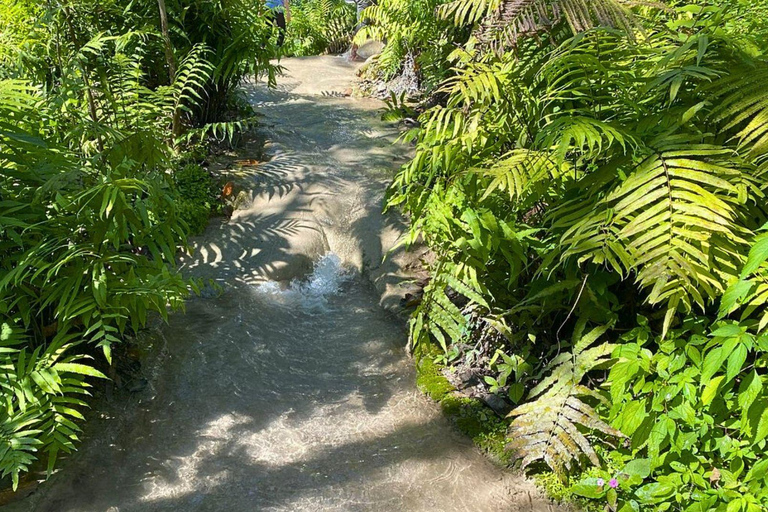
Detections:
474,0,635,50
557,141,755,335
506,323,622,473
472,149,569,203
709,67,768,159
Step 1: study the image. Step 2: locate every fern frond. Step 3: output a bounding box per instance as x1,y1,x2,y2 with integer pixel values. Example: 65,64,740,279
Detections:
538,115,633,163
472,149,568,202
475,0,635,51
439,0,502,26
558,142,755,335
709,67,768,159
170,44,214,114
507,323,622,473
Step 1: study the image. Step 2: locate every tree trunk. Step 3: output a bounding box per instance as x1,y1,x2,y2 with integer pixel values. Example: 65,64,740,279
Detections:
157,0,181,139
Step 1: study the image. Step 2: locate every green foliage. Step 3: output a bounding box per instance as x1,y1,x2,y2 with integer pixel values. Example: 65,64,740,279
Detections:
0,70,191,488
568,317,768,511
284,0,356,56
415,343,512,463
355,0,468,89
0,323,107,489
173,164,223,236
507,322,622,474
375,0,768,508
0,0,275,487
415,352,455,401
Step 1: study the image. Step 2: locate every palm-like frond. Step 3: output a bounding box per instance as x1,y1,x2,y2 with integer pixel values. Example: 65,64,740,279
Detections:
507,323,622,473
475,0,635,50
557,142,755,335
710,67,768,159
473,149,568,202
0,324,106,489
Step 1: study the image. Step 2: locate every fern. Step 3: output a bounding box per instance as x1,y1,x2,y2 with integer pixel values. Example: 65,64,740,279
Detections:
385,2,768,488
506,323,622,473
0,324,106,489
474,0,635,51
472,149,568,204
710,68,768,158
0,0,266,484
557,141,756,334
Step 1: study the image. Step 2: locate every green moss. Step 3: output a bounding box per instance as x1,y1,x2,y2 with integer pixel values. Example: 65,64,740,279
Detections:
452,399,510,464
439,393,464,415
414,342,511,465
415,355,453,401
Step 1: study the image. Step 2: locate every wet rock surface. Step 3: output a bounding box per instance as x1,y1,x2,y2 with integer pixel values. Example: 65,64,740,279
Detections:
5,56,562,512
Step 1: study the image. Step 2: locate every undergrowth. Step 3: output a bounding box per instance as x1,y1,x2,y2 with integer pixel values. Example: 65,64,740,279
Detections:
415,344,510,465
0,0,276,488
284,0,356,56
173,164,225,236
363,0,768,509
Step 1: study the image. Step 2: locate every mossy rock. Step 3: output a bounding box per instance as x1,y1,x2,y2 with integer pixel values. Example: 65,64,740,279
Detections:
414,343,511,466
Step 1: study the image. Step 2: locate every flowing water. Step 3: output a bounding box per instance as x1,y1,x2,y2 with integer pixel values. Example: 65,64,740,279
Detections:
6,56,562,512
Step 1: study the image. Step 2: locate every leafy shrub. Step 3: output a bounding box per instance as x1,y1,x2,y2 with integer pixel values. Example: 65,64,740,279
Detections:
354,0,469,90
284,0,356,56
0,0,274,488
567,317,768,512
373,0,768,509
0,80,191,487
174,164,223,235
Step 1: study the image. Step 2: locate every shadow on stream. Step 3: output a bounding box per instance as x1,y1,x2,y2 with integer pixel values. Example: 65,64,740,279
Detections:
4,56,562,512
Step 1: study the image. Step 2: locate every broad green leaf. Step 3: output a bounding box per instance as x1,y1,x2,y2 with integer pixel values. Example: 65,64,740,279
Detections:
718,280,753,317
726,344,748,382
635,482,676,504
702,375,725,406
624,458,651,478
741,234,768,278
571,478,607,499
755,408,768,444
710,324,742,337
701,347,727,384
53,363,108,379
508,382,525,404
738,371,762,411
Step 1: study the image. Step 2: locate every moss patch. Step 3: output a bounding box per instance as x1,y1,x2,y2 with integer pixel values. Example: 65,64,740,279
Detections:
415,354,454,401
414,344,510,465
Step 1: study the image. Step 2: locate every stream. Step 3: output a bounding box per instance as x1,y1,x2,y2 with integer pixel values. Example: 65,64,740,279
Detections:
6,56,558,512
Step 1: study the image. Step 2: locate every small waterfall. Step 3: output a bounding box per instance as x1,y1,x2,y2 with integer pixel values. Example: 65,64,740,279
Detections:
254,253,350,309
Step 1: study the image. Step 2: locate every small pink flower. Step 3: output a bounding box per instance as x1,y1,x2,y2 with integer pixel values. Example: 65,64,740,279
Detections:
596,478,605,487
609,478,619,488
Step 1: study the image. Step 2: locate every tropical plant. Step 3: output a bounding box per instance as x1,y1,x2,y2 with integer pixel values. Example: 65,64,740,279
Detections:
354,0,469,90
0,70,192,487
284,0,357,56
379,0,768,508
507,322,622,475
0,0,275,487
